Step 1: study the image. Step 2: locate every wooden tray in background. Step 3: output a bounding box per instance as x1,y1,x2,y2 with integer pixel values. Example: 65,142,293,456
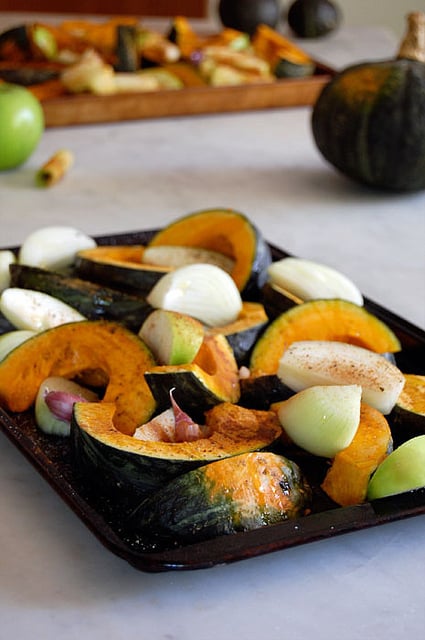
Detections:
42,65,333,127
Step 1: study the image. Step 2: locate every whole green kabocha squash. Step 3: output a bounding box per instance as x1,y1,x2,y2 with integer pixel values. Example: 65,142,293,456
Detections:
218,0,280,36
311,12,425,191
287,0,341,38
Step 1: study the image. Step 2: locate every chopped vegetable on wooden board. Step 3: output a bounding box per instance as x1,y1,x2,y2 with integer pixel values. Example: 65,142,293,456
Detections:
0,16,317,100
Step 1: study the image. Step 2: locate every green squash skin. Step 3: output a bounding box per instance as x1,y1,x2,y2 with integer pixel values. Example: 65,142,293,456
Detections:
274,57,315,79
239,375,294,410
70,419,201,503
244,230,272,301
0,25,31,55
225,322,267,367
127,452,312,544
9,263,153,332
144,370,234,421
218,0,280,36
114,25,138,72
312,59,425,191
288,0,341,39
147,208,272,301
74,250,166,296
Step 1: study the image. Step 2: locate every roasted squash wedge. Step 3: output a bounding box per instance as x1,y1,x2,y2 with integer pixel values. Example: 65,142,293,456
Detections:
0,320,156,435
145,333,240,420
9,263,153,332
126,451,311,545
147,208,272,299
252,23,315,78
392,374,425,434
250,299,401,377
321,403,393,506
71,401,283,500
74,245,170,295
208,301,268,365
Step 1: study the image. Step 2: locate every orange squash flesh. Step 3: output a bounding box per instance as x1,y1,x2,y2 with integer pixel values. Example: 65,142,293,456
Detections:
321,403,393,506
250,299,401,377
0,320,156,435
72,401,283,463
146,333,241,410
148,208,261,293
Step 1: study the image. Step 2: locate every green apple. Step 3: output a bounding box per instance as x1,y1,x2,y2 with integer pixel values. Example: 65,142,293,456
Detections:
139,309,204,365
0,83,45,171
367,435,425,500
277,384,362,458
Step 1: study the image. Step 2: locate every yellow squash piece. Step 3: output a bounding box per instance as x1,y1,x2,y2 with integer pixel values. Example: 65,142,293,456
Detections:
0,320,156,435
321,403,393,506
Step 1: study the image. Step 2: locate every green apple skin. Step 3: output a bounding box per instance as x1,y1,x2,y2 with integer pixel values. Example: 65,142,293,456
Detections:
139,309,204,365
367,435,425,500
0,83,45,171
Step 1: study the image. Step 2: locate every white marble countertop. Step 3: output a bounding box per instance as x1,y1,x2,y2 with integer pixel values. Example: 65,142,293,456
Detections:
0,13,425,640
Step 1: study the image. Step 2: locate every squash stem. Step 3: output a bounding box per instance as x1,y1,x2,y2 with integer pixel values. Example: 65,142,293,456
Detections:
397,12,425,63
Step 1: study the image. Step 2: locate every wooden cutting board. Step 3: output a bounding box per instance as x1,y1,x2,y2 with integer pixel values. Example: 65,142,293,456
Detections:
42,68,332,127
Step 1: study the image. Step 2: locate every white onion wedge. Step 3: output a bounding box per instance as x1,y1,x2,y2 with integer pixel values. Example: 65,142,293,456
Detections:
278,340,405,415
142,245,235,274
267,257,363,306
0,250,16,292
0,288,86,331
0,330,36,361
35,376,98,436
146,263,243,327
277,384,362,458
18,226,96,271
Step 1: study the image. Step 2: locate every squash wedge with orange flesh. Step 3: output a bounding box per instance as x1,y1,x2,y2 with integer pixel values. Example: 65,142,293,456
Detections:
393,374,425,433
71,401,283,500
249,299,401,377
145,333,240,420
75,244,170,295
126,451,311,543
0,320,156,435
147,208,272,299
321,403,393,506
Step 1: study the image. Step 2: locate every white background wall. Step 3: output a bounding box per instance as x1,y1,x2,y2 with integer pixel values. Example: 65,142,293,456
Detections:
208,1,424,37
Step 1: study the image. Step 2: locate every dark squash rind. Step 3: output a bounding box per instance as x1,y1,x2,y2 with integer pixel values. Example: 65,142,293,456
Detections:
287,0,341,39
251,23,315,78
218,0,280,36
9,263,153,332
74,245,169,295
311,13,425,191
145,333,240,420
392,374,425,436
147,208,272,300
262,281,302,319
239,374,295,409
71,402,283,501
208,301,268,366
126,451,311,544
